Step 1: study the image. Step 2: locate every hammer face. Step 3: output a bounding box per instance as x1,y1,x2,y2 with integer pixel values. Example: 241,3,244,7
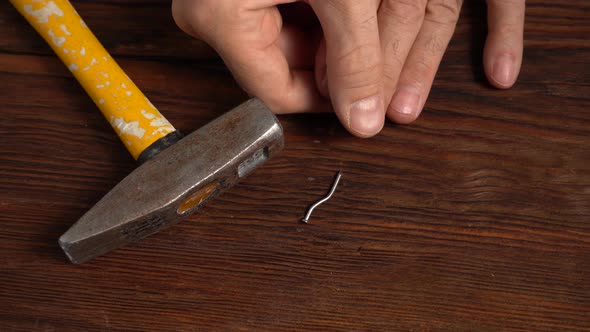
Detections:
59,99,284,263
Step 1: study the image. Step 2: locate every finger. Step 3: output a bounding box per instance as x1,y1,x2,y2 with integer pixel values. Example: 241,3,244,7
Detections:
484,0,525,89
222,43,326,113
308,0,384,137
387,0,462,124
172,0,326,113
219,7,323,113
378,0,427,107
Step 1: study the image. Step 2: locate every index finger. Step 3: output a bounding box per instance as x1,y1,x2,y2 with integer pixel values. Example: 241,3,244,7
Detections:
173,0,325,113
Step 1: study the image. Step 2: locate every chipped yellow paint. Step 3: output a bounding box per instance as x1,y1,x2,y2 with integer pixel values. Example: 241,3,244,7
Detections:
10,0,176,160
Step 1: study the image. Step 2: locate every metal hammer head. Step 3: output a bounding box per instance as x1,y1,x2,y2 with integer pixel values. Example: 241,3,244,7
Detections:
59,99,283,263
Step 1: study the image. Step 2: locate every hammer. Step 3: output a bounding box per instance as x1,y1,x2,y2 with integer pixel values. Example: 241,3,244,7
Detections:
11,0,284,263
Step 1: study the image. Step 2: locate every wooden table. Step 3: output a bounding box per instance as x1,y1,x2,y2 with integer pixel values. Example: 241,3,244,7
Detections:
1,1,589,331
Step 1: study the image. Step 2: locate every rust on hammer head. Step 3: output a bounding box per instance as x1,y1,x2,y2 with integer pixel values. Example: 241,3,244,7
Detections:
59,99,284,263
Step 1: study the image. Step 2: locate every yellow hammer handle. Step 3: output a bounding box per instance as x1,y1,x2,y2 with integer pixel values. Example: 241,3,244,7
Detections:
11,0,176,160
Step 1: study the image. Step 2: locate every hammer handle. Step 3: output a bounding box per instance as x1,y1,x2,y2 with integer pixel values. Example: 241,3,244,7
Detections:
11,0,178,160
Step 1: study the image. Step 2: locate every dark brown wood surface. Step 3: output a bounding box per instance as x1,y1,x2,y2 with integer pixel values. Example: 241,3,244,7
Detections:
1,1,589,331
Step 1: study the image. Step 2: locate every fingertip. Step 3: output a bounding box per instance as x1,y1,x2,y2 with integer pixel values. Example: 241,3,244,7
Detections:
486,53,519,89
387,110,420,125
386,85,422,124
346,94,385,138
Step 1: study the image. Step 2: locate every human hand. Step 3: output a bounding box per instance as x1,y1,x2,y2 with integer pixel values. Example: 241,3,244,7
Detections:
172,0,525,137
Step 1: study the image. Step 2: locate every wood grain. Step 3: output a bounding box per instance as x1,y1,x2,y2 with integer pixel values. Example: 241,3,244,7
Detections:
1,0,589,331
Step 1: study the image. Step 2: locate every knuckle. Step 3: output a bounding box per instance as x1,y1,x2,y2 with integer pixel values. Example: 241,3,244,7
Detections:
171,0,217,39
383,39,404,66
423,32,449,56
358,12,378,31
425,0,462,25
321,0,381,27
171,0,191,33
316,0,363,11
334,44,382,89
380,0,426,25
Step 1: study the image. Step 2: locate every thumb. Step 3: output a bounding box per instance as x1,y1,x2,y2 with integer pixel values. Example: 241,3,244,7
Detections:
308,0,384,137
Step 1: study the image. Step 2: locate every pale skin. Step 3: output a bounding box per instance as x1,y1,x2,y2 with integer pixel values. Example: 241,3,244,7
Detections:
172,0,525,137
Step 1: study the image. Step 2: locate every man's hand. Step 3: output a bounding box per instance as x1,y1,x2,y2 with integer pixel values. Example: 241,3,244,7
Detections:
172,0,525,137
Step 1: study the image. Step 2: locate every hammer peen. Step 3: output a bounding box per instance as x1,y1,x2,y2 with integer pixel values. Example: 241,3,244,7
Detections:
11,0,284,263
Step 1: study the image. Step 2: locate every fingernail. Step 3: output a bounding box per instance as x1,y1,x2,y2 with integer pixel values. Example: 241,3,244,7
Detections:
390,86,420,116
348,95,384,136
492,53,515,86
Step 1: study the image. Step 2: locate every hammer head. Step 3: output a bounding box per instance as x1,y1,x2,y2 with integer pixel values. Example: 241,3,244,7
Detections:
59,99,283,263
